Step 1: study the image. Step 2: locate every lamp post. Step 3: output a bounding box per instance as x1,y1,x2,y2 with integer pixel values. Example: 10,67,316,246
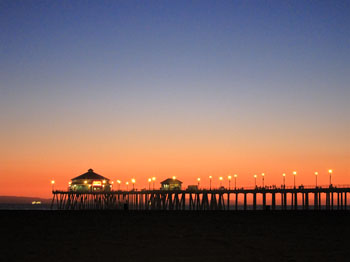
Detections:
254,174,257,188
117,180,121,190
219,176,223,188
234,174,237,189
329,169,332,186
126,181,129,191
261,173,265,188
148,178,151,190
197,178,200,188
293,171,297,188
228,175,232,190
315,172,318,187
209,176,212,190
152,177,156,190
51,180,55,191
131,178,136,190
282,173,286,188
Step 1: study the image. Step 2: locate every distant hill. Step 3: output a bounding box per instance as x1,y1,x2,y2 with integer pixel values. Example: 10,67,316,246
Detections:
0,196,51,204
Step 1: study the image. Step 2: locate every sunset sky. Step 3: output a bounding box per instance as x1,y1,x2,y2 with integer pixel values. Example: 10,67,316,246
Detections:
1,1,349,198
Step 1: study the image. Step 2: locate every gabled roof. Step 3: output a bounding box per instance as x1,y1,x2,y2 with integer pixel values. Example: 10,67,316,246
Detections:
161,178,183,184
71,169,109,181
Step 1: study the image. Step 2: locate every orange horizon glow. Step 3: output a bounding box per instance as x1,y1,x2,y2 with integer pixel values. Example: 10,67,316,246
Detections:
1,164,348,199
1,125,348,198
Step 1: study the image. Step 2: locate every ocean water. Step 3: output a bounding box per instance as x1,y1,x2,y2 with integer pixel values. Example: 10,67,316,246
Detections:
0,204,52,210
0,203,332,211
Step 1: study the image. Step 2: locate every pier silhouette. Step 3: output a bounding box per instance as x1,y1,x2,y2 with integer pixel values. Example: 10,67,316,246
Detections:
51,184,350,211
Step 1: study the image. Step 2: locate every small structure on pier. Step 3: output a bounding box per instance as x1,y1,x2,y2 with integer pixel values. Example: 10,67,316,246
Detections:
187,185,199,191
161,178,182,190
69,169,112,192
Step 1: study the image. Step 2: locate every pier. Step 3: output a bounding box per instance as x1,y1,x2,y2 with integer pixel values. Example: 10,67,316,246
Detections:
51,185,350,211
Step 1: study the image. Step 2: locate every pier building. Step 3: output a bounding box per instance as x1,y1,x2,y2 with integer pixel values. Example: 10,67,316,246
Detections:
161,178,182,190
69,169,112,192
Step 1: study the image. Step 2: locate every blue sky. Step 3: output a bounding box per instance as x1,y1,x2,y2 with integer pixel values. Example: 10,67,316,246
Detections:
2,0,349,129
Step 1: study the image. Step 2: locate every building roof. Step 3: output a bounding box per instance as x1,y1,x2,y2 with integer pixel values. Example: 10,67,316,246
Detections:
71,169,109,181
161,178,183,184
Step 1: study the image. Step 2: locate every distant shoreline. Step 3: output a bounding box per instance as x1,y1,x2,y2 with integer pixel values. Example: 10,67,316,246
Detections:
0,196,51,205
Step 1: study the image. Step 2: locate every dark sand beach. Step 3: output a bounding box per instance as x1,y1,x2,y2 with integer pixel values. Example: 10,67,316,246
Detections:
1,210,349,262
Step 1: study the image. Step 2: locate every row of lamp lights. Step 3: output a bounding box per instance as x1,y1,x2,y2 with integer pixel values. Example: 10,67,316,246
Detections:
281,169,333,188
253,170,333,188
196,170,333,190
50,169,333,191
207,175,238,190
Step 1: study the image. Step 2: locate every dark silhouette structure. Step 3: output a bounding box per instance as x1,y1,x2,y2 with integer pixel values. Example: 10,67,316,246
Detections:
51,185,350,210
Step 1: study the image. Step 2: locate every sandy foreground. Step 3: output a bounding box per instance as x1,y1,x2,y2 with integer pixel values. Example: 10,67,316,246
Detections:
1,210,349,262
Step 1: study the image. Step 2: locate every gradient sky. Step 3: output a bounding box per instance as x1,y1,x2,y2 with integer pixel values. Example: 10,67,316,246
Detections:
1,0,349,198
